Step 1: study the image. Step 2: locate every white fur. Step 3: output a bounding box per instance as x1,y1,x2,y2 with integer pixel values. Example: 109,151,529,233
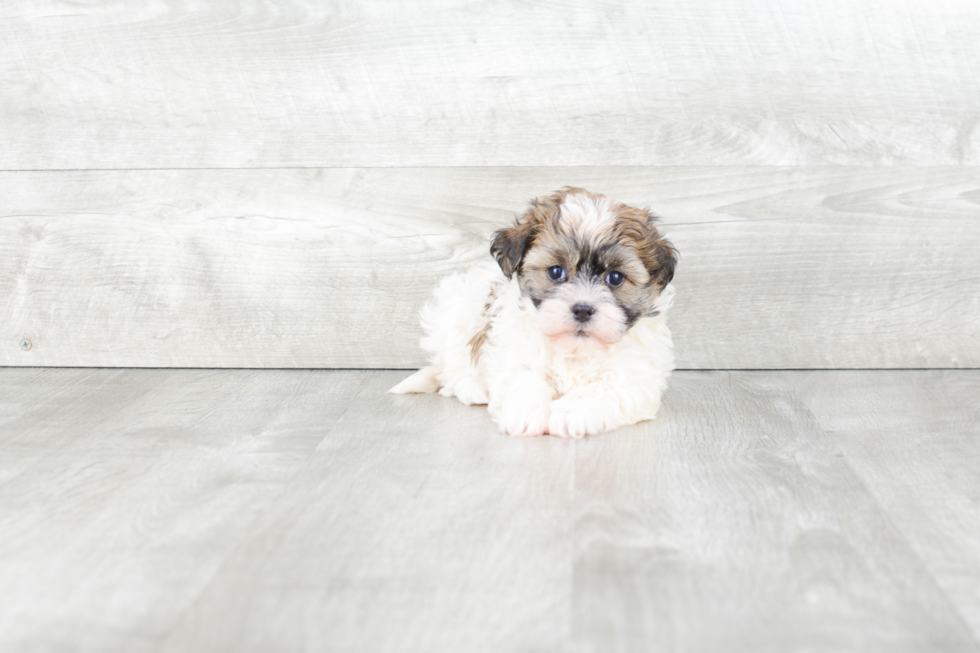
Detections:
532,277,627,350
559,192,617,231
390,262,675,438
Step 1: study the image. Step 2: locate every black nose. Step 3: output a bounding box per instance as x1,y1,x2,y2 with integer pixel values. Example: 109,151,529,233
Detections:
572,303,595,323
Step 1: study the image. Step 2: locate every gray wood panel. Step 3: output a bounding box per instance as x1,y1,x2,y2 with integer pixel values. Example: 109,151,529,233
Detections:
3,167,979,369
0,368,366,653
160,372,576,652
573,371,979,652
1,0,978,169
800,370,980,643
2,368,979,651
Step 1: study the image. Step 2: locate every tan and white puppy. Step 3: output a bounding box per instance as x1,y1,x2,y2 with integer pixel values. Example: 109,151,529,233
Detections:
391,187,677,438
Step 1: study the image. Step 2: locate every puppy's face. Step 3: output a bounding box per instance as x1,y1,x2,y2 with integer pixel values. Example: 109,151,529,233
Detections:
491,188,676,354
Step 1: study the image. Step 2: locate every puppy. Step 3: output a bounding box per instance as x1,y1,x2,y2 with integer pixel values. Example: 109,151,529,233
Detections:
390,187,677,438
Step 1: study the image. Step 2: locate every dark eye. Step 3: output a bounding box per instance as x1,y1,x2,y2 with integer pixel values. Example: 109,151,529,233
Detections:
547,266,567,282
605,271,625,287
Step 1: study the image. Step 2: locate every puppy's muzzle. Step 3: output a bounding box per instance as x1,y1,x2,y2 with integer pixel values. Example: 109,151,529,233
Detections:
572,303,596,323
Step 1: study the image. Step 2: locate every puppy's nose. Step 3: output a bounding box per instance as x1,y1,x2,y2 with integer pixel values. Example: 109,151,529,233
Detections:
572,303,595,323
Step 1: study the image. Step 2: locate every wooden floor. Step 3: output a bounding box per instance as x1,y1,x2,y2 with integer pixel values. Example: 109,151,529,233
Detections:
2,368,978,652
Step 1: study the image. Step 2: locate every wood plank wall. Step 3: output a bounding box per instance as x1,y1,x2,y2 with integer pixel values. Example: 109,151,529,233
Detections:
2,0,978,368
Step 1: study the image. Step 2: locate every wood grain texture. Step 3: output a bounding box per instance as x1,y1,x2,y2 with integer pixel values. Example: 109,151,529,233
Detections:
160,372,576,652
572,371,979,652
1,0,978,168
0,368,366,653
2,167,979,368
800,370,980,643
2,369,979,651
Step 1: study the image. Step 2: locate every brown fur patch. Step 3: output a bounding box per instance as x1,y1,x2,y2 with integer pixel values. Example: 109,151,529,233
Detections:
467,284,500,364
467,311,491,365
610,204,677,289
490,188,583,278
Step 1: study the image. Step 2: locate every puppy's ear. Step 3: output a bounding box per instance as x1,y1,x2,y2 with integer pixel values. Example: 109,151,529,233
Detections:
644,212,677,289
615,206,678,289
491,193,561,278
650,235,677,288
491,191,567,278
643,211,676,288
490,219,535,279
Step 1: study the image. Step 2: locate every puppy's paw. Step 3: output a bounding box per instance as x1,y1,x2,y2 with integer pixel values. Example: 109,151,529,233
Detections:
548,396,615,439
453,376,489,406
494,395,551,437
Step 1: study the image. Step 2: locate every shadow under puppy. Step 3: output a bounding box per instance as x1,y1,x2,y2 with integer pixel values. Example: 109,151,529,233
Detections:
391,187,677,438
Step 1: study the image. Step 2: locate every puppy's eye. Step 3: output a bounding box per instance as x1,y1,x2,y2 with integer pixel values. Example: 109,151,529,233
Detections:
605,271,625,287
547,266,567,282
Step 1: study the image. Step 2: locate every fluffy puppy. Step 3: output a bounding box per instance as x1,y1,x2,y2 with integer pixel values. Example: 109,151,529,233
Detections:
391,187,677,438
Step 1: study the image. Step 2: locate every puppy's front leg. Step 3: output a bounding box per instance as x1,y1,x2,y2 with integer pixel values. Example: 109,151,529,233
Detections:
549,380,662,439
488,374,556,437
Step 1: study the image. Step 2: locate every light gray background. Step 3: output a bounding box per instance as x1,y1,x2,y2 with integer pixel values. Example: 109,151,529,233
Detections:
3,0,978,369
